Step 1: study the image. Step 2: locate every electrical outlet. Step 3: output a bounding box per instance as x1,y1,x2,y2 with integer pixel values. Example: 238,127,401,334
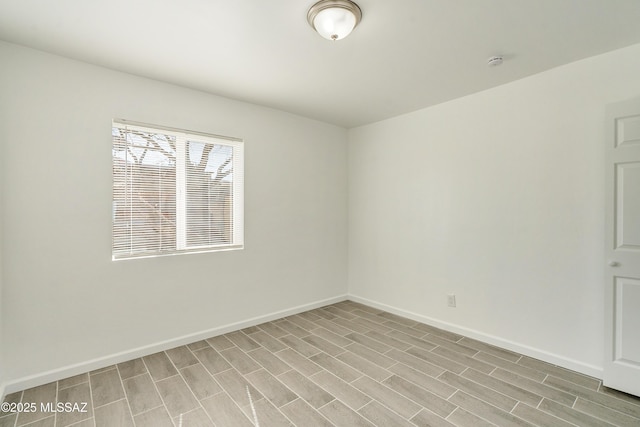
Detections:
447,294,456,308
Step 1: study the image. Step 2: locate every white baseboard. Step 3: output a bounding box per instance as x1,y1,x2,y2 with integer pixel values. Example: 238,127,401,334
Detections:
3,294,348,394
4,292,603,395
348,294,603,379
0,381,6,403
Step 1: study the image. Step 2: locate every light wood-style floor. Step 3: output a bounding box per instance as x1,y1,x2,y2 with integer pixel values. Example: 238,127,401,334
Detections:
2,300,639,426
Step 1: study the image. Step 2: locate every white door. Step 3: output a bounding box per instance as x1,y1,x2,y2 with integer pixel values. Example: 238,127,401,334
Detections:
604,97,640,397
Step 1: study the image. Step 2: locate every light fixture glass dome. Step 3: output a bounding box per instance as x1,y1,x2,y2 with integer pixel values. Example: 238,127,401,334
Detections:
308,0,362,41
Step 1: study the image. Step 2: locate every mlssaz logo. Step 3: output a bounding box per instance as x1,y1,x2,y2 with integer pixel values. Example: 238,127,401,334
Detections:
40,402,89,413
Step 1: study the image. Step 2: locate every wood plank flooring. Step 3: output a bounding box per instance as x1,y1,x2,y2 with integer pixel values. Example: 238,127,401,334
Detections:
1,301,639,426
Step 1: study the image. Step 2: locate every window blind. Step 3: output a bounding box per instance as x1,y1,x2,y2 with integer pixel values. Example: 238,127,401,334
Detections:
112,120,244,260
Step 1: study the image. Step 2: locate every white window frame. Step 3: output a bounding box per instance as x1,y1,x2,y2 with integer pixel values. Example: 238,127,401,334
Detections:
112,119,244,260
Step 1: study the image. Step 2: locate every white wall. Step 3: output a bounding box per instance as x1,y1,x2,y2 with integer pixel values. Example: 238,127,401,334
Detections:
0,41,348,386
348,43,640,376
4,37,640,392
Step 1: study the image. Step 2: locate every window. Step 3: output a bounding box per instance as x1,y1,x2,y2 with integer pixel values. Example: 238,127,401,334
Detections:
112,120,244,260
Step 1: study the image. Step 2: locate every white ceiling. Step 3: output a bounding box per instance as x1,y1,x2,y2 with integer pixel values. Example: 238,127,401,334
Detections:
2,0,640,128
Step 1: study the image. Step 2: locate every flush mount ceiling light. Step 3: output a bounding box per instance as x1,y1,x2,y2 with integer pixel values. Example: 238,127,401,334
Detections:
307,0,362,41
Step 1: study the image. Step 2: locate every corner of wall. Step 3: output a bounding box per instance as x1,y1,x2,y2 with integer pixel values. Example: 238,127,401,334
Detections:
0,127,4,403
0,276,4,403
